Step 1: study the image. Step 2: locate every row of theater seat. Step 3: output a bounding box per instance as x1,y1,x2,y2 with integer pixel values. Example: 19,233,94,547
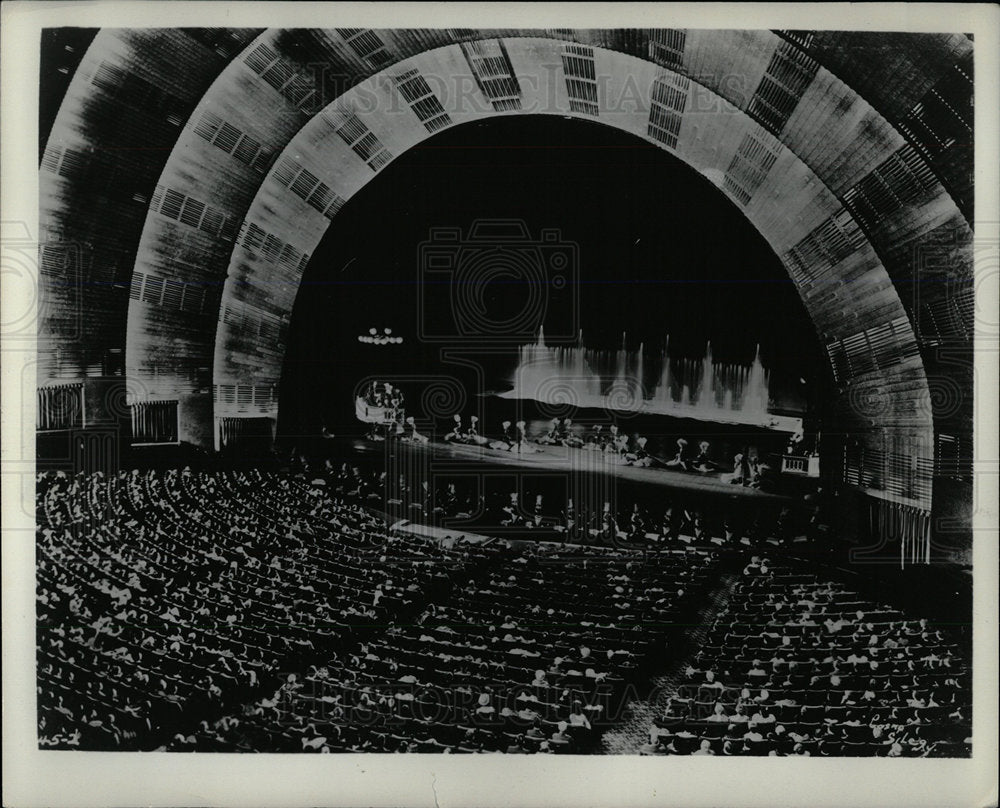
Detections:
643,559,971,757
36,469,485,749
164,542,720,753
36,469,969,756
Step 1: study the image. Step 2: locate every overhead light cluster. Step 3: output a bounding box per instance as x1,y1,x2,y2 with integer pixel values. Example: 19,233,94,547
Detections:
358,327,403,345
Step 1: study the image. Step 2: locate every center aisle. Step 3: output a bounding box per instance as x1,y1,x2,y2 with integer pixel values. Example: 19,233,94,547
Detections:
601,573,739,754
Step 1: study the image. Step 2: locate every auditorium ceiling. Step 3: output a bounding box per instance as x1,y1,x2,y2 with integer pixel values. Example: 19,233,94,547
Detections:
40,29,975,509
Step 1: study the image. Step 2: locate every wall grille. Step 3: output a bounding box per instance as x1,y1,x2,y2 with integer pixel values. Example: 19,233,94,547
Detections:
746,40,820,136
647,72,690,148
235,220,311,273
723,132,781,205
129,269,216,314
461,40,522,111
149,184,237,240
392,68,453,132
825,315,921,382
648,29,686,70
785,209,866,284
561,45,599,116
327,110,394,172
192,109,273,171
243,41,320,111
842,144,939,233
337,28,394,70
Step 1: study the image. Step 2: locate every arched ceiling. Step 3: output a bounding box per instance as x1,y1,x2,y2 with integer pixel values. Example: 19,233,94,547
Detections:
40,28,976,508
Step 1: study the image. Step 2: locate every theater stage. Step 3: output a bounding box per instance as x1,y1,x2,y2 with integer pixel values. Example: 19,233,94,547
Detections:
348,436,793,503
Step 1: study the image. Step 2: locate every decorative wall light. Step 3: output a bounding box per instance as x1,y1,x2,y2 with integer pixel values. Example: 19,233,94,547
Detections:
357,327,403,345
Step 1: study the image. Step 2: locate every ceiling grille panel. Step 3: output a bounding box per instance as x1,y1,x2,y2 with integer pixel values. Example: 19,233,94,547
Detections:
647,72,690,149
842,144,939,232
461,40,523,111
723,132,781,205
746,40,820,135
648,29,686,70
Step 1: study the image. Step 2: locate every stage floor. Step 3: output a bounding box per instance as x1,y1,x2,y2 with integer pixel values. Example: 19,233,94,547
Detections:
350,436,791,502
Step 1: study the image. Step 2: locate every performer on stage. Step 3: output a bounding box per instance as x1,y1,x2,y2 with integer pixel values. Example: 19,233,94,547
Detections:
399,472,412,507
561,418,584,448
444,414,463,442
614,428,630,460
514,420,535,453
403,416,429,444
665,438,690,470
384,382,399,405
464,415,486,445
490,420,516,451
693,440,714,473
693,510,710,543
597,424,611,451
583,424,602,451
603,437,618,459
334,462,352,495
726,452,745,484
628,436,654,467
416,480,431,514
746,455,762,488
603,425,620,460
538,418,561,445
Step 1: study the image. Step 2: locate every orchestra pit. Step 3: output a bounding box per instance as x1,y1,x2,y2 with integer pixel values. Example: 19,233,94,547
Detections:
34,28,974,756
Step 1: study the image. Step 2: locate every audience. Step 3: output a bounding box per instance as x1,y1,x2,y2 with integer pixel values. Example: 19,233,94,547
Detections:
645,558,971,757
35,469,969,757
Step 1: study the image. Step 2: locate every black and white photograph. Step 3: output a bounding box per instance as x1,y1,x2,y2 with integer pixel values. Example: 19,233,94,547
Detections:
2,3,998,807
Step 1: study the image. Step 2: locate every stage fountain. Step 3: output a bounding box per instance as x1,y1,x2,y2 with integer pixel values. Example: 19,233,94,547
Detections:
501,330,801,431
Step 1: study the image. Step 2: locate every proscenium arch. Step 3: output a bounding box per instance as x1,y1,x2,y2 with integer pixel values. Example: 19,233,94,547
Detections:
214,40,923,398
39,29,976,516
197,40,939,495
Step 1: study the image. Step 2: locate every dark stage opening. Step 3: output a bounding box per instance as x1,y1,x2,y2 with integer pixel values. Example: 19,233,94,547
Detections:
278,115,830,446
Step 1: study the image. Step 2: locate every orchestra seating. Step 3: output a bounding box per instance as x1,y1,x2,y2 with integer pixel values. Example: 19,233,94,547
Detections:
177,544,719,753
35,468,970,755
35,468,484,749
644,559,971,757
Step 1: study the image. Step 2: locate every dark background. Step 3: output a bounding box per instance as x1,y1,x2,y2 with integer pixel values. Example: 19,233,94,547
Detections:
279,115,827,440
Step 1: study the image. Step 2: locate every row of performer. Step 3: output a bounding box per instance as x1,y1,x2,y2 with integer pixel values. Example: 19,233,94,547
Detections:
439,414,764,487
360,402,768,488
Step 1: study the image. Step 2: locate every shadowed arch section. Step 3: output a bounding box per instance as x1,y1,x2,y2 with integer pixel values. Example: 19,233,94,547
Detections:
208,40,935,507
38,27,263,384
772,30,974,223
